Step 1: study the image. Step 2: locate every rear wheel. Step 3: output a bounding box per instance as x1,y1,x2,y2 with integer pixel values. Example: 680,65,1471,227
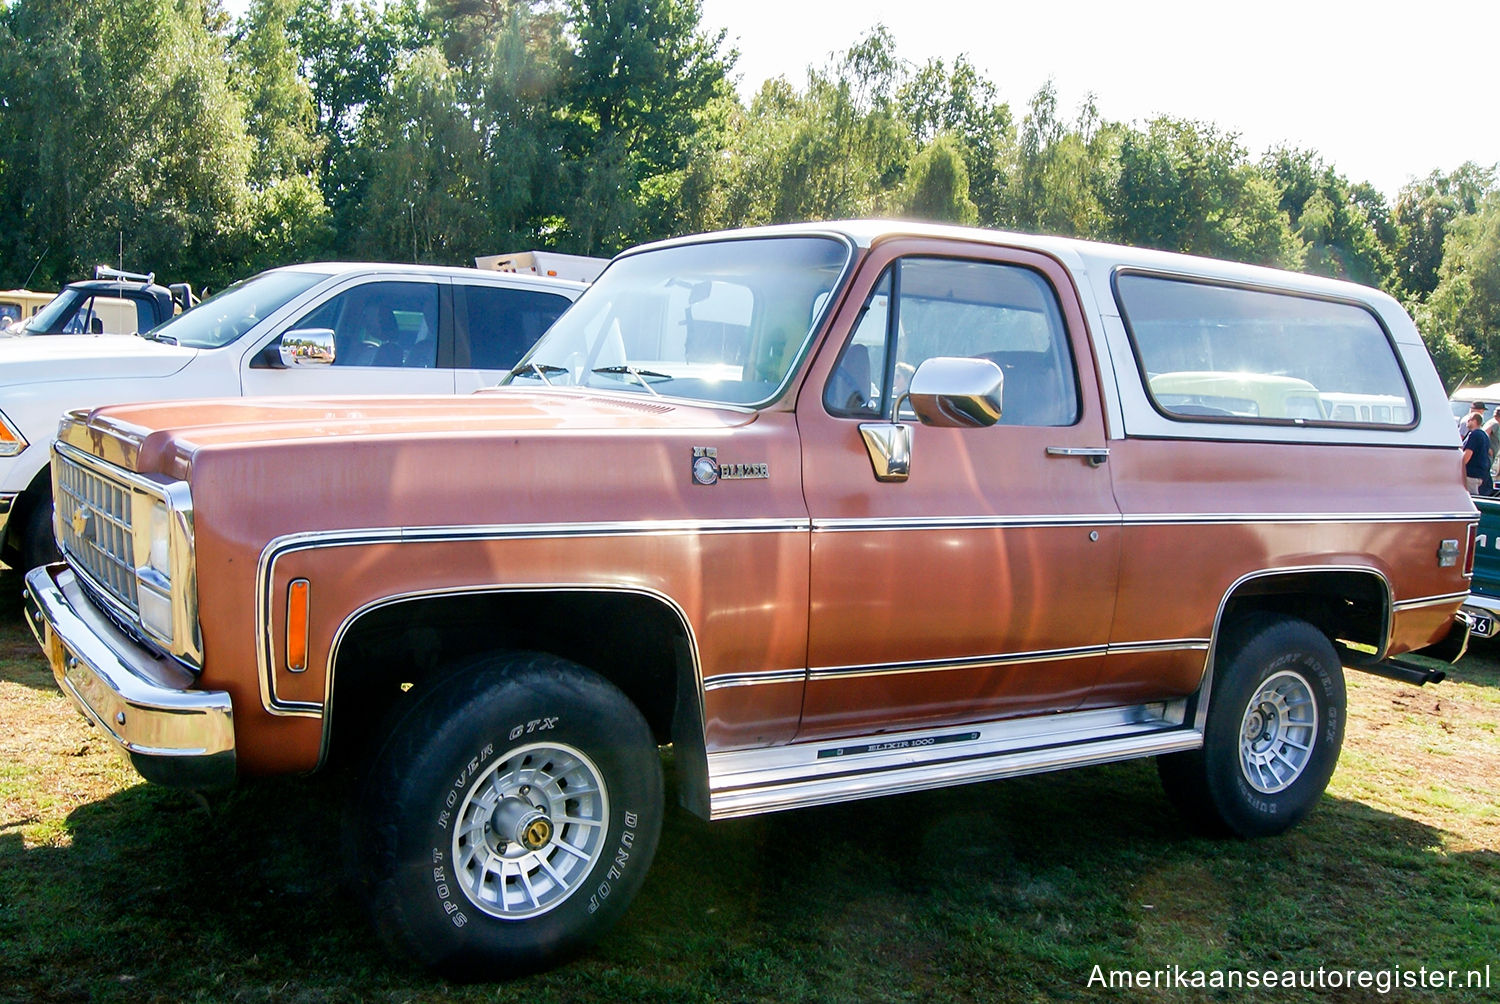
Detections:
356,653,663,979
1158,615,1345,837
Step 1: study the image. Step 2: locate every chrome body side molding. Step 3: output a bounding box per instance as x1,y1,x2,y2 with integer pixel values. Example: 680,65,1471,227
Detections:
705,700,1196,819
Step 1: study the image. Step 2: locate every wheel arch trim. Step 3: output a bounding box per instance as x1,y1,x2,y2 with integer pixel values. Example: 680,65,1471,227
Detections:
1194,564,1393,733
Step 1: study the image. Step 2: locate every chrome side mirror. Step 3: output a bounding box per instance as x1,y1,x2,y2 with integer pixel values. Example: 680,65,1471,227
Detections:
857,356,1004,482
906,356,1004,428
278,328,336,368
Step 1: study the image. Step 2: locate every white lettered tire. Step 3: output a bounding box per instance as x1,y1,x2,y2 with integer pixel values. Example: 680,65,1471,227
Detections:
1158,615,1346,838
357,654,664,979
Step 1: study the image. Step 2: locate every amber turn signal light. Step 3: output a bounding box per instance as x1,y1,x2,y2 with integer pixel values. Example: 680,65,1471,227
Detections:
286,578,310,672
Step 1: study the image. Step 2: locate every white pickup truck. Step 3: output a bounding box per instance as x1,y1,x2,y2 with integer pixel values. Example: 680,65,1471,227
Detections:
0,261,583,570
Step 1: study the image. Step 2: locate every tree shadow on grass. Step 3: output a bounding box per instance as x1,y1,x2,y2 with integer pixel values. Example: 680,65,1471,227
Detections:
3,759,1495,1004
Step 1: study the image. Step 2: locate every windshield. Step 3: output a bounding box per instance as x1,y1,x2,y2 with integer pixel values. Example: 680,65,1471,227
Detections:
505,236,850,405
19,288,86,333
148,269,330,348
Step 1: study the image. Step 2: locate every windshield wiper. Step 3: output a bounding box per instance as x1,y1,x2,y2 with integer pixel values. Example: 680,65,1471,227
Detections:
510,361,568,385
591,365,670,396
138,329,178,345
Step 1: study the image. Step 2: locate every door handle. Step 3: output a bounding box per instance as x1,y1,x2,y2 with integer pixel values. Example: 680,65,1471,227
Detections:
1046,446,1110,467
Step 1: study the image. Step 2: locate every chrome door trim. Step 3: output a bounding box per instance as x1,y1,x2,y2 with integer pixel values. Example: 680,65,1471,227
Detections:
702,668,807,692
806,637,1210,683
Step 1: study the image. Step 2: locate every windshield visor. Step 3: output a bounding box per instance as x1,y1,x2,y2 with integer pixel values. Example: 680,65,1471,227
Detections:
507,236,851,405
148,269,330,349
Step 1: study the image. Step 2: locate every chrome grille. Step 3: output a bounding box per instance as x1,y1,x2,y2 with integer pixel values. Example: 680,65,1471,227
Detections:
56,453,138,613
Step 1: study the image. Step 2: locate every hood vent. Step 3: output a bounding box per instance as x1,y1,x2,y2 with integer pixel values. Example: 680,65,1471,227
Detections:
578,395,676,415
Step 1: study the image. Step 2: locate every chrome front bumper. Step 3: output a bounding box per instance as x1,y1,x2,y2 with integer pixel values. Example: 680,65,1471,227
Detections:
24,563,235,788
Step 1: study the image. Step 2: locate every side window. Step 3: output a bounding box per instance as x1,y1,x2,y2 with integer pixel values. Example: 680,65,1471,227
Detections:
291,281,439,368
462,285,573,370
824,257,1079,426
824,271,891,416
1116,274,1415,426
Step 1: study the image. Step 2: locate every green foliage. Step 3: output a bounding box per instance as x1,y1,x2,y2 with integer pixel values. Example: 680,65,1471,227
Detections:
898,55,1012,225
1109,117,1302,268
232,0,324,185
710,27,912,226
1265,147,1394,287
1001,83,1115,239
1393,163,1496,301
0,0,254,288
901,132,977,225
353,45,490,262
1416,193,1500,388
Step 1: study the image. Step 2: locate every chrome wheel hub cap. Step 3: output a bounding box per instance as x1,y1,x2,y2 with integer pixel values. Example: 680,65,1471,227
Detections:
1239,670,1318,794
452,742,609,919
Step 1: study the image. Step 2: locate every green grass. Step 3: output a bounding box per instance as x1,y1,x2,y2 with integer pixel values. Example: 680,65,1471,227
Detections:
2,569,1496,1002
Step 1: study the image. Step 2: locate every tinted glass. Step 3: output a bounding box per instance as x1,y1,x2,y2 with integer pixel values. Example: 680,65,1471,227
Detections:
463,285,572,370
292,281,439,368
1118,274,1415,425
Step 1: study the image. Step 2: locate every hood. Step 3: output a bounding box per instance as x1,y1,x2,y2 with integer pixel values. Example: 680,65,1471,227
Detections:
62,387,758,476
0,333,197,386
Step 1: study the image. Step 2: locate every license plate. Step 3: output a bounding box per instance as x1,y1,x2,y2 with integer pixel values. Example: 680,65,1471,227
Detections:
1466,609,1494,638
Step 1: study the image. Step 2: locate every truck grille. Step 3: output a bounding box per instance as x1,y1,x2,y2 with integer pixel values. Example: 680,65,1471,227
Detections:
55,453,138,613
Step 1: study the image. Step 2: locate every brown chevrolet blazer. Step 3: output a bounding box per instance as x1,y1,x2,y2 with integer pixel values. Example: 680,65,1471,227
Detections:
26,221,1474,978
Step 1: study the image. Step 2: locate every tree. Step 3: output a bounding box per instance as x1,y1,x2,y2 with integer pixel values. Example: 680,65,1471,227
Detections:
353,45,489,262
0,0,254,288
286,0,430,238
1108,116,1301,268
901,132,977,225
1392,163,1496,301
898,55,1011,225
232,0,323,185
558,0,735,252
709,27,911,227
1001,82,1116,239
1416,193,1500,388
1263,147,1393,288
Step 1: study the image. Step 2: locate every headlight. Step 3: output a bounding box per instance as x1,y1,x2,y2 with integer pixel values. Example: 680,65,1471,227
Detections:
146,499,171,577
0,410,26,457
137,500,176,643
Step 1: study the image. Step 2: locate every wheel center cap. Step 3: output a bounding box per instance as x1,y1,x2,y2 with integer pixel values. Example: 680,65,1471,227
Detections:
491,796,553,851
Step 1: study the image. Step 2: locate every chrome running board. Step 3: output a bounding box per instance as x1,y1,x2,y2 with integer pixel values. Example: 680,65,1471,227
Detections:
706,700,1200,819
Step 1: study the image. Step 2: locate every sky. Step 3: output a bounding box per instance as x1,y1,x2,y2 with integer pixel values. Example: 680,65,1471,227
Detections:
697,0,1499,200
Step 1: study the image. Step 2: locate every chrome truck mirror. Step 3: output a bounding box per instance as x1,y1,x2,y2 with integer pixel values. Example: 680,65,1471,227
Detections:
279,328,337,367
858,356,1004,482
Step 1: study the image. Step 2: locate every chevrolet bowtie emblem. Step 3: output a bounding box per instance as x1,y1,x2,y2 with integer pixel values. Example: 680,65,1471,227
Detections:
71,506,91,537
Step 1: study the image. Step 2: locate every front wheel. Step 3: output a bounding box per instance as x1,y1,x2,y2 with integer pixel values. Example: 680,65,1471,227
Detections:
1158,615,1346,838
16,489,59,572
357,654,664,979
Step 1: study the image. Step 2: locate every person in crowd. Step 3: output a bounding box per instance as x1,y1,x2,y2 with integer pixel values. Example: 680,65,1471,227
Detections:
1462,412,1492,494
1461,400,1487,437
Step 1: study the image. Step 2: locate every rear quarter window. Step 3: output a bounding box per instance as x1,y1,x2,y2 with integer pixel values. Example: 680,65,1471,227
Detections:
1115,273,1414,427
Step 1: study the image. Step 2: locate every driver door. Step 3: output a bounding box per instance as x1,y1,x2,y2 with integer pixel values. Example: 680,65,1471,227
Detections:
796,241,1121,740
